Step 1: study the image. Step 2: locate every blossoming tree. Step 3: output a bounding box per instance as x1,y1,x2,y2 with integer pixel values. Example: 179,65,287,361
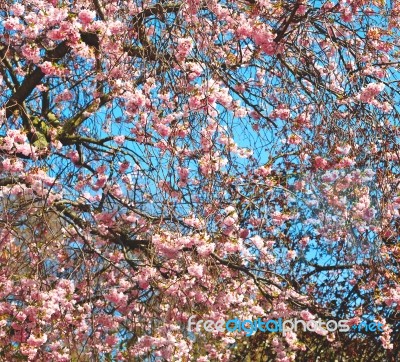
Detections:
1,0,400,360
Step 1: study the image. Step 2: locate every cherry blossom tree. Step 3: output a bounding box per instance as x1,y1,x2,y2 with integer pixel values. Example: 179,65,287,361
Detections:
1,0,400,360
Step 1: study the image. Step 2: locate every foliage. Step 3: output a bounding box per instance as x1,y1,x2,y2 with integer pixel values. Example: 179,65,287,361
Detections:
1,0,400,360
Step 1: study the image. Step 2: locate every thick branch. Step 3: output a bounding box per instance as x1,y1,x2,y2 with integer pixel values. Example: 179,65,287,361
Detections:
5,41,70,120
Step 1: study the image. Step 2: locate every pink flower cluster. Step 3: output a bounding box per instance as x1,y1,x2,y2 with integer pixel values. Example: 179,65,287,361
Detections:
185,62,203,80
21,45,41,64
2,158,24,173
314,156,329,170
270,105,291,120
54,89,73,103
125,90,147,115
78,9,96,25
177,166,190,186
188,264,204,278
39,62,65,77
113,135,125,145
252,26,276,55
358,82,385,103
175,38,193,62
47,21,78,42
0,129,35,157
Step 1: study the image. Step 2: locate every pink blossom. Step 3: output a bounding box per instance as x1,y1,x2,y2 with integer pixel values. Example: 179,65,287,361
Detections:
175,38,193,61
270,105,291,120
39,61,58,76
186,62,203,80
314,156,329,170
287,134,302,145
359,82,385,103
362,207,376,221
239,229,250,238
187,264,204,278
336,144,351,155
287,250,297,260
97,165,107,174
223,216,236,227
114,135,125,145
315,327,329,336
10,159,23,172
54,89,73,103
105,288,128,305
234,107,247,118
105,335,118,347
44,7,69,25
341,8,353,22
252,27,276,55
78,9,96,25
118,160,130,173
336,157,355,168
271,211,290,226
183,216,204,228
250,235,264,249
20,345,38,360
4,17,22,31
94,175,107,190
321,170,339,182
300,310,315,321
300,237,309,247
2,158,12,171
15,143,33,157
27,333,47,347
177,166,189,180
380,101,393,113
236,21,253,39
154,123,171,137
21,45,41,64
126,90,146,114
109,184,123,198
196,243,215,256
66,150,80,164
0,136,14,151
346,317,361,327
10,3,25,16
